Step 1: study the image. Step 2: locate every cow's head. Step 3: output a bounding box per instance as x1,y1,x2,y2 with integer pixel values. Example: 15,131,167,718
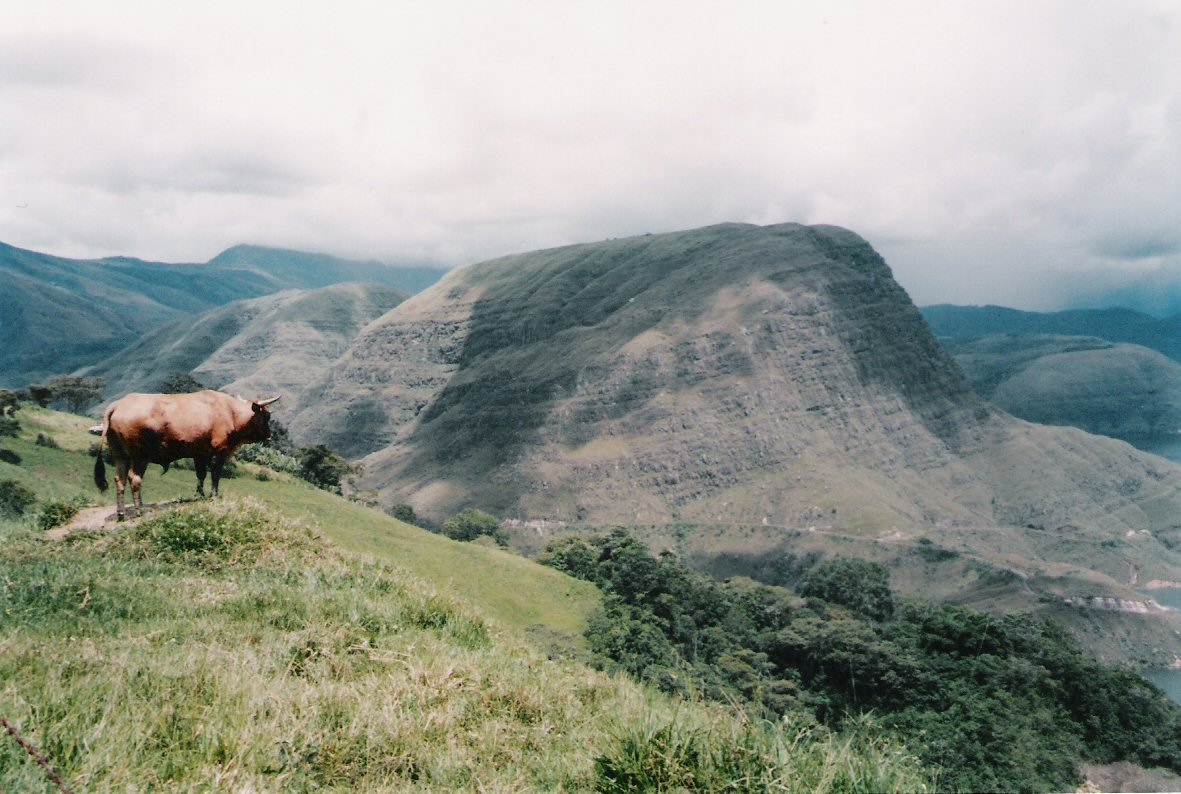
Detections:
245,395,281,442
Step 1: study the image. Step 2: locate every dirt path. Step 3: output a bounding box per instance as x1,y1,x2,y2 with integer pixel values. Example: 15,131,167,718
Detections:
45,500,195,541
45,506,116,540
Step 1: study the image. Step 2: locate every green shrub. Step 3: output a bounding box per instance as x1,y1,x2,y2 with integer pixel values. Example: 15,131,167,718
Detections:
0,417,18,438
539,529,1181,793
37,500,81,531
297,445,359,493
0,449,20,465
0,479,36,518
34,433,60,449
236,443,302,477
442,508,508,546
390,504,417,524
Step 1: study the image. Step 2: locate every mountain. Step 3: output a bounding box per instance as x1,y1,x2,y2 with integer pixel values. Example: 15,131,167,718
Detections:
921,303,1181,362
291,222,1181,662
939,334,1181,438
0,241,448,388
78,283,407,420
207,244,447,294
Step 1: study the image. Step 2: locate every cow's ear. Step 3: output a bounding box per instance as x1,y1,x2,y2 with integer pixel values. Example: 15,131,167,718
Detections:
252,401,263,414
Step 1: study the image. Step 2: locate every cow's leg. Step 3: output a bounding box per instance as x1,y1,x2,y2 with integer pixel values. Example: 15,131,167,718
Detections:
194,456,208,498
114,460,129,521
130,460,148,516
210,455,225,499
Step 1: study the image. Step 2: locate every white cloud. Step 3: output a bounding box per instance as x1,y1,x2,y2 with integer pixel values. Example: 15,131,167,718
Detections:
0,0,1178,309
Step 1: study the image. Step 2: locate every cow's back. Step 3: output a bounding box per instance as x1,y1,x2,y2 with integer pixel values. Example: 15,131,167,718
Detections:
106,390,244,460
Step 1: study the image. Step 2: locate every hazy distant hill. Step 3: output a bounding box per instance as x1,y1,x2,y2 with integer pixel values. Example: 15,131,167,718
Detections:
291,223,1181,662
939,334,1181,438
0,240,447,387
79,282,407,420
922,305,1181,439
208,244,447,294
921,303,1181,362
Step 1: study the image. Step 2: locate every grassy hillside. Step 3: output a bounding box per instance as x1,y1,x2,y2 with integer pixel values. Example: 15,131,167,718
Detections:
0,407,933,791
209,245,448,296
0,406,597,641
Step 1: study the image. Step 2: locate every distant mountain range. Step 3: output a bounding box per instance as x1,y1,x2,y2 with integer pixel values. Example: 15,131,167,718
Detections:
921,304,1181,362
922,305,1181,439
0,241,447,387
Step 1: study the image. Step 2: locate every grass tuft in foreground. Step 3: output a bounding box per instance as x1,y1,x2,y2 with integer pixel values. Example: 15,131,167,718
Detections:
1,499,933,791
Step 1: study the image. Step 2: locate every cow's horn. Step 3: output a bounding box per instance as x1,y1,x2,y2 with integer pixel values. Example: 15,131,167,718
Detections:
256,395,281,407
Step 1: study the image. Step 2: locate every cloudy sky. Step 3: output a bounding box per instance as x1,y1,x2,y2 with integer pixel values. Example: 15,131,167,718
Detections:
1,1,1178,310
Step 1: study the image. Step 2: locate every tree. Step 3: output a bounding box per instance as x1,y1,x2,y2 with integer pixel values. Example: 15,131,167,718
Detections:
442,508,508,546
390,504,417,524
41,376,105,414
266,419,295,455
297,444,359,493
797,557,895,622
536,535,601,582
23,384,53,408
158,372,207,394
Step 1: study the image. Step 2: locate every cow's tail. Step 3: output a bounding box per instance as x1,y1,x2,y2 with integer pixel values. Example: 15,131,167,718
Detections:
93,409,111,492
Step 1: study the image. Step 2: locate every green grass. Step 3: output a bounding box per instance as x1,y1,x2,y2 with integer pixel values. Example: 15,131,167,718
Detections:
0,406,600,642
0,497,933,791
0,406,935,790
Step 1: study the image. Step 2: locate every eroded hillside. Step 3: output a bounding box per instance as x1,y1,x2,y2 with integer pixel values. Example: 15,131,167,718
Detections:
293,223,1181,662
79,283,407,423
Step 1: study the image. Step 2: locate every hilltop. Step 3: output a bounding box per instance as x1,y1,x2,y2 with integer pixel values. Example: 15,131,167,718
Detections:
0,240,447,388
291,222,1181,663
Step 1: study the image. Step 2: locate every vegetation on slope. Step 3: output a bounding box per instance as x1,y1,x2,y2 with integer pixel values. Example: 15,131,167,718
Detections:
540,530,1181,793
0,406,934,791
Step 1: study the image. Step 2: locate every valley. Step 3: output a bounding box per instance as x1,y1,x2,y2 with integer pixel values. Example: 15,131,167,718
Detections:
8,224,1181,789
10,224,1181,666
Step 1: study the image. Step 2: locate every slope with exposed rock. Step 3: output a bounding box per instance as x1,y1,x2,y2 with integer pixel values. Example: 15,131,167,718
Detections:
292,223,1181,662
79,283,407,425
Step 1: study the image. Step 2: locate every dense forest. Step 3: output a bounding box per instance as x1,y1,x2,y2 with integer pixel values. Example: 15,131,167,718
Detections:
540,530,1181,792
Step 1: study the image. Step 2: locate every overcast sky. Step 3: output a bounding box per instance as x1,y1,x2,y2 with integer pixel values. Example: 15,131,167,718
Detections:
1,1,1178,310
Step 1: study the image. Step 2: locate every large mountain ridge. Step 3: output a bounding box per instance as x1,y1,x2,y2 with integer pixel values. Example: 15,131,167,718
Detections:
284,222,1181,662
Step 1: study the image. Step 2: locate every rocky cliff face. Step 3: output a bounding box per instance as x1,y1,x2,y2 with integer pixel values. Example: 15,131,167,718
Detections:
293,223,1181,661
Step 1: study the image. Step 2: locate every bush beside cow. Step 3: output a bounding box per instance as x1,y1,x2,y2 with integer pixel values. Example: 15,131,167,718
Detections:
93,390,280,520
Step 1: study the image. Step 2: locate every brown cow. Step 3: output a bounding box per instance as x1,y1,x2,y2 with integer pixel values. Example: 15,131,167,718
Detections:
93,390,280,520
